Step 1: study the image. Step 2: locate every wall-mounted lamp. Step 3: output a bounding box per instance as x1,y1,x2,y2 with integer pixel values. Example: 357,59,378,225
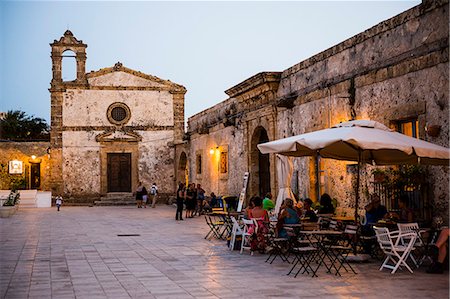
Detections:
425,124,441,137
31,155,37,160
210,147,219,155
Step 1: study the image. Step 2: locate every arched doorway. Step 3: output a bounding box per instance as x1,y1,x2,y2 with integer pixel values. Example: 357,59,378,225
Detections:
178,152,188,186
250,127,271,197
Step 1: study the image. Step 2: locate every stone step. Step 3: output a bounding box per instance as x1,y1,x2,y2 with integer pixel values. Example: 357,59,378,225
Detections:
94,199,136,206
19,198,36,208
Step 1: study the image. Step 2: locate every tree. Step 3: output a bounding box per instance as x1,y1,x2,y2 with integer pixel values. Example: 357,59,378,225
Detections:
0,110,49,140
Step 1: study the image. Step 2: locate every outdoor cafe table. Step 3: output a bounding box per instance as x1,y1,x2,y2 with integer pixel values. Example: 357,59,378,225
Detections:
299,230,353,277
332,216,355,222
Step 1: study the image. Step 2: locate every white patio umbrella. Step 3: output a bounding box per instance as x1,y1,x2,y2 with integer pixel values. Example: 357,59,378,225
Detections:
274,155,296,215
258,120,450,223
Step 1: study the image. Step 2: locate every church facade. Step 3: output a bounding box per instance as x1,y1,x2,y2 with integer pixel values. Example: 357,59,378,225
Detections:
48,31,186,201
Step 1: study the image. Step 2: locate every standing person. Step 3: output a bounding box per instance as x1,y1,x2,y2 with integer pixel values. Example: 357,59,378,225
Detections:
185,183,195,218
176,183,185,221
191,183,198,216
55,195,63,211
150,182,158,208
142,185,148,208
196,184,206,215
135,182,144,208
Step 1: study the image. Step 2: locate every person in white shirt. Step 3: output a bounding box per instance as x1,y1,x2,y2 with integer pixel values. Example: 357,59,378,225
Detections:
150,183,158,208
56,196,62,211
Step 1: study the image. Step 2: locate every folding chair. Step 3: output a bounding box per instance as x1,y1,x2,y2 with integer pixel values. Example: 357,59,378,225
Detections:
241,218,256,255
285,227,319,277
374,226,417,274
229,216,243,251
204,214,225,240
397,222,430,267
265,229,289,264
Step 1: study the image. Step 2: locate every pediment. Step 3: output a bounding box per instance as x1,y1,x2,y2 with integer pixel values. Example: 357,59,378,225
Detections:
87,62,186,92
95,130,142,143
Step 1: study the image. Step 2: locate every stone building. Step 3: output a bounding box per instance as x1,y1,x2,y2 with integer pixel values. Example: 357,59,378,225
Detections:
48,31,186,202
184,0,449,219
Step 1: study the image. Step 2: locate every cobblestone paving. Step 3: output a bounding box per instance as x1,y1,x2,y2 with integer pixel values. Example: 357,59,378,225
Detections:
1,206,448,298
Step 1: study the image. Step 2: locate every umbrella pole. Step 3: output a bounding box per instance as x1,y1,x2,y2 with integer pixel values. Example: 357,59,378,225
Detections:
354,152,362,255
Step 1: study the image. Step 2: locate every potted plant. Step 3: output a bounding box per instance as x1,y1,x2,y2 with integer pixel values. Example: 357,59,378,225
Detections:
372,168,387,183
0,191,20,218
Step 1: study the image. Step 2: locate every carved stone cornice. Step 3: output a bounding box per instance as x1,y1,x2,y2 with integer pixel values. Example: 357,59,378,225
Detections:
95,129,142,143
86,62,187,94
225,72,281,98
50,30,87,47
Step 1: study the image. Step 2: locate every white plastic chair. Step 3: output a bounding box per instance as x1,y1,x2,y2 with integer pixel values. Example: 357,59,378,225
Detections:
374,226,417,274
397,222,430,267
229,216,243,251
241,218,256,255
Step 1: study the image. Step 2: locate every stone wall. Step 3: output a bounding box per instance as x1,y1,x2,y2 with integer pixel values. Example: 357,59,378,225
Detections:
0,142,51,191
275,0,449,218
187,0,449,220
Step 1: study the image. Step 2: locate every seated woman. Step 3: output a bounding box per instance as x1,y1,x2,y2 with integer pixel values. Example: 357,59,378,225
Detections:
276,198,300,238
318,193,335,214
397,195,414,223
244,196,256,219
249,196,269,253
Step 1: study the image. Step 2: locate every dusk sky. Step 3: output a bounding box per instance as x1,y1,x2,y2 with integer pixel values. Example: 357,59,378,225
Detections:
1,1,420,123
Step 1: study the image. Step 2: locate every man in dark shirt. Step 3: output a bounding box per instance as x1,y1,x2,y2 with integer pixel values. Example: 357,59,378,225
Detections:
365,194,387,224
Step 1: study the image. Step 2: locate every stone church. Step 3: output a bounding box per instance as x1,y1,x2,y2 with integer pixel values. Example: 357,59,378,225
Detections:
48,30,186,202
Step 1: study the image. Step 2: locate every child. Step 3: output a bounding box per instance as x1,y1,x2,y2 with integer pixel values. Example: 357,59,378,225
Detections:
56,196,62,211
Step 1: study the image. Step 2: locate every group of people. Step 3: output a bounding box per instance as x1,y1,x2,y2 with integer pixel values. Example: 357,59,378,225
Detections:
134,181,158,208
175,182,207,220
241,192,334,253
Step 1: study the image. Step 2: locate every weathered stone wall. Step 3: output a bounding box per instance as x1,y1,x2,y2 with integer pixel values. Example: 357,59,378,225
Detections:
275,0,449,219
188,73,281,200
62,89,174,127
0,142,51,190
187,0,448,221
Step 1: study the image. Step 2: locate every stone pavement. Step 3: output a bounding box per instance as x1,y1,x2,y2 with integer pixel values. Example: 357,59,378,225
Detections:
0,205,448,299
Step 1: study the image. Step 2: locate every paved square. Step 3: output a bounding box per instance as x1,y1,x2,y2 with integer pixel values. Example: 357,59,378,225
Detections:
1,206,448,298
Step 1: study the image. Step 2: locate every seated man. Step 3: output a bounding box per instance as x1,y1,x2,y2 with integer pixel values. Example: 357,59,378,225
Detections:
427,228,449,274
365,194,387,225
361,194,387,254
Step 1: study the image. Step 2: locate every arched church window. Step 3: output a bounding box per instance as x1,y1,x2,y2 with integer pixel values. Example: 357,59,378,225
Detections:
62,50,77,81
107,102,131,125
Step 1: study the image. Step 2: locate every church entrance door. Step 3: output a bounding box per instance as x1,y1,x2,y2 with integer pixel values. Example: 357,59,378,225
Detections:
107,153,131,192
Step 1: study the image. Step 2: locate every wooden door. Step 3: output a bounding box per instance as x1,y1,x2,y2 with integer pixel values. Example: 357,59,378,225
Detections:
107,153,131,192
30,163,41,189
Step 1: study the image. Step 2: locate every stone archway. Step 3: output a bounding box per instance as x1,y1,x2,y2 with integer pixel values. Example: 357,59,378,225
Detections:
178,152,188,186
250,126,271,197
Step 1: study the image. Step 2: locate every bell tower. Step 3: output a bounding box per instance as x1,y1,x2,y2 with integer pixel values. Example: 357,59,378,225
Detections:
49,31,88,195
50,30,88,85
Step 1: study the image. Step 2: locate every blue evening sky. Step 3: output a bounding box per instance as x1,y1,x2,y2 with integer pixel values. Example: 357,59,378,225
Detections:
0,1,420,123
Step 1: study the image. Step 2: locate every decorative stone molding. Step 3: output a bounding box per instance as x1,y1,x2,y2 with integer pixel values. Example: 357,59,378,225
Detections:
95,130,142,143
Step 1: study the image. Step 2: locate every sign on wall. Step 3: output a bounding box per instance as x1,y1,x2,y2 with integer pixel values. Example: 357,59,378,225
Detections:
9,160,23,174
